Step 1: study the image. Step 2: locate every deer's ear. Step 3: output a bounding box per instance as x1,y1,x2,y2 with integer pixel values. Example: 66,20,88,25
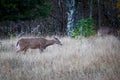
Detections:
54,37,59,41
52,36,57,40
51,35,55,39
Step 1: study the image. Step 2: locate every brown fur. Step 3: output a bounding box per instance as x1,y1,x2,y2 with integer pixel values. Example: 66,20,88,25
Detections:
97,27,115,36
16,37,62,54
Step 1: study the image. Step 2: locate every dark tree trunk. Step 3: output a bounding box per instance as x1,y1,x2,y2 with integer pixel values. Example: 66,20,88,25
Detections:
90,0,93,17
98,0,101,27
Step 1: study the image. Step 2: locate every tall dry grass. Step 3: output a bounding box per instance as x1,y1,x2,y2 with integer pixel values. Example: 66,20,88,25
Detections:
0,35,120,80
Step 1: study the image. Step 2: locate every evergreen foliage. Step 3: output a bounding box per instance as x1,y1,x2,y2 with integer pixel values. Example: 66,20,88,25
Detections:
0,0,51,21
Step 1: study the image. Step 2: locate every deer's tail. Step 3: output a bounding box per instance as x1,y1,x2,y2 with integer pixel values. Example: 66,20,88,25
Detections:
16,41,19,49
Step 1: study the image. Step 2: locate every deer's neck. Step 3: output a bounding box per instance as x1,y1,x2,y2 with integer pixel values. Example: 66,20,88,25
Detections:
45,40,55,47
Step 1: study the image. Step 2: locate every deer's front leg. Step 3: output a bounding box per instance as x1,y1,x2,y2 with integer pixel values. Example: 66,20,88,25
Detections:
39,48,44,53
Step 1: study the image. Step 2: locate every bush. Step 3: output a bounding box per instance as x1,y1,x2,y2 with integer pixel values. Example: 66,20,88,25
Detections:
70,17,96,38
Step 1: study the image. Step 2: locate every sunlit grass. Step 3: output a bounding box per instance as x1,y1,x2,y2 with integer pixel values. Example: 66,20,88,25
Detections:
0,35,120,80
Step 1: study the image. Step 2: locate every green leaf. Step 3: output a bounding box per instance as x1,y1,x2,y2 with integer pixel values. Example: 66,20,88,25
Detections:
70,17,96,38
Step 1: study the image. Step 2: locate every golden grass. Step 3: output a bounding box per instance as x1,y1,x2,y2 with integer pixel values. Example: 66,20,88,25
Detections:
0,35,120,80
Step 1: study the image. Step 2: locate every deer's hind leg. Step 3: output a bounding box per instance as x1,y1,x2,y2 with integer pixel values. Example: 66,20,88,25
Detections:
16,47,28,54
16,49,21,54
22,47,28,54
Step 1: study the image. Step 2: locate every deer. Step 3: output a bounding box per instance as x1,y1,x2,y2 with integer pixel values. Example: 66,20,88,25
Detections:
97,27,116,36
16,37,62,54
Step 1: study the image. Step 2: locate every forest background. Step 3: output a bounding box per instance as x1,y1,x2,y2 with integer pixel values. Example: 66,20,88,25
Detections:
0,0,120,38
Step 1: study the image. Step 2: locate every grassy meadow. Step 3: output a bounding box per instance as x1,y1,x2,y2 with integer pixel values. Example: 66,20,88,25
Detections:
0,35,120,80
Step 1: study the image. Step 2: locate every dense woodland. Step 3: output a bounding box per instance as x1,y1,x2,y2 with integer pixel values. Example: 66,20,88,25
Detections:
0,0,120,38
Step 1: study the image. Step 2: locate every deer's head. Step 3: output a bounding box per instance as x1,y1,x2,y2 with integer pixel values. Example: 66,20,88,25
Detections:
53,37,62,46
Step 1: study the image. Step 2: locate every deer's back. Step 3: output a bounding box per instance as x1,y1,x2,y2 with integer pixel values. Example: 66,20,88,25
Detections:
18,38,47,48
97,27,115,36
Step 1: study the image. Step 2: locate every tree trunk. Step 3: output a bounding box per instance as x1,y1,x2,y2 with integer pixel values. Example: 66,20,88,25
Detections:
66,0,77,37
90,0,93,17
98,0,101,27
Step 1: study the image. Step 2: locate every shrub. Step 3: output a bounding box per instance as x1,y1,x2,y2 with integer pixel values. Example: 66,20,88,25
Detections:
70,17,96,38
